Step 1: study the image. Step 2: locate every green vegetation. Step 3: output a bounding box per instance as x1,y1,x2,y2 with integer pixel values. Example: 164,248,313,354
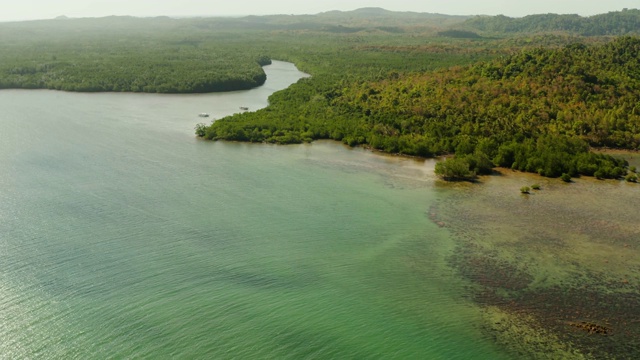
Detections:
561,173,572,182
0,17,275,93
0,9,470,93
437,30,482,39
462,8,640,36
434,157,477,181
204,36,637,180
520,186,531,194
531,184,541,190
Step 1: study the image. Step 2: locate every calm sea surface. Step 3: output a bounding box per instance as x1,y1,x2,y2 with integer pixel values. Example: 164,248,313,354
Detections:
0,61,510,358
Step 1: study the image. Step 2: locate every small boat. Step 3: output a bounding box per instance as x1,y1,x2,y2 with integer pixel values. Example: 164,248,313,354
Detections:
239,106,249,111
198,113,210,118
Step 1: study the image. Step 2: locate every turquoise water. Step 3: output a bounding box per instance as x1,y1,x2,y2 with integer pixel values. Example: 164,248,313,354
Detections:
0,62,509,359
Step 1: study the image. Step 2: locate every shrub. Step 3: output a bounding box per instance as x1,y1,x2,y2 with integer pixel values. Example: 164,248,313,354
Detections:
531,184,541,190
625,173,638,183
464,152,495,175
594,169,604,179
561,173,572,182
520,186,531,194
194,123,207,137
435,157,477,181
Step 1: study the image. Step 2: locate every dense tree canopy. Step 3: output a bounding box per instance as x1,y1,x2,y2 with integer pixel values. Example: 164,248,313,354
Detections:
204,37,640,179
0,21,271,93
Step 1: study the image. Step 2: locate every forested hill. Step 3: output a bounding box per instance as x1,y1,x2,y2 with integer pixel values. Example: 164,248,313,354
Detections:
314,7,469,28
461,8,640,36
203,37,640,180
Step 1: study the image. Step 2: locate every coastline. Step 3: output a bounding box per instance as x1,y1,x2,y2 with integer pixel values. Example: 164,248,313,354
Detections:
322,140,640,184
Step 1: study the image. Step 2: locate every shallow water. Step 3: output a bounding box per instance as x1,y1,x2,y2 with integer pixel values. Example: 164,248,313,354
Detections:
436,168,640,358
0,62,511,359
2,60,638,359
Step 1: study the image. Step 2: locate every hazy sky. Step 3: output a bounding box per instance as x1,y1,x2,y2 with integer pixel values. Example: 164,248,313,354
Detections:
1,0,637,22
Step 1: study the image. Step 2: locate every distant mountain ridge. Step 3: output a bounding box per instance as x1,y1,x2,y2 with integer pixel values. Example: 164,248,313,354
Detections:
318,7,467,20
4,8,638,36
234,7,469,29
461,8,640,36
0,8,469,34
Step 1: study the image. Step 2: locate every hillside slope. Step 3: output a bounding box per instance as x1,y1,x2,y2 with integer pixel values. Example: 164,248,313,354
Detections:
461,9,640,36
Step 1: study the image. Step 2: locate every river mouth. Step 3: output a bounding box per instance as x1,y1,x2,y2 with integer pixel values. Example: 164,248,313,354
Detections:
434,169,640,358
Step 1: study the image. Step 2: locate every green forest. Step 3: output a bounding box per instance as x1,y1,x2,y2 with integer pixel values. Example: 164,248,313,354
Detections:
0,17,272,92
461,8,640,36
201,34,640,180
2,9,640,180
